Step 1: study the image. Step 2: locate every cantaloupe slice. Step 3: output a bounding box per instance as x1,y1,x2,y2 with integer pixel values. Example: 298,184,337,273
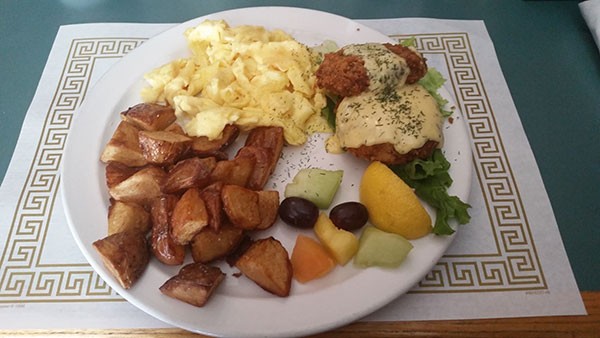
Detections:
291,235,336,283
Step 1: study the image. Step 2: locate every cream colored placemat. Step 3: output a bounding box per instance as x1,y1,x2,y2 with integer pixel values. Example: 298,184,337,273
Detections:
0,19,586,330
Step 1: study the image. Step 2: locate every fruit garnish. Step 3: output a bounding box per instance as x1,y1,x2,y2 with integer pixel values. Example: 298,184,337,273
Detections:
291,235,336,283
313,213,359,266
359,161,432,239
354,226,413,268
284,168,343,209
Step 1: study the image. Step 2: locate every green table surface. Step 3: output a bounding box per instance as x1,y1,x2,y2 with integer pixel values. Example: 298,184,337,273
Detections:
1,0,599,291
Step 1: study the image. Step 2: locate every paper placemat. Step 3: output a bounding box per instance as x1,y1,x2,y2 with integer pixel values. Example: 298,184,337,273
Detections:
0,18,586,330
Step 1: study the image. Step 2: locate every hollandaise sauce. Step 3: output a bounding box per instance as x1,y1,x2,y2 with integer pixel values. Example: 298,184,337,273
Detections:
335,84,443,154
342,43,409,92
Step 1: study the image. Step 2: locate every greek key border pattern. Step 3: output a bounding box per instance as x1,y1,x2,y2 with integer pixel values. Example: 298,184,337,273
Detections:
0,32,546,303
0,38,145,302
399,33,547,292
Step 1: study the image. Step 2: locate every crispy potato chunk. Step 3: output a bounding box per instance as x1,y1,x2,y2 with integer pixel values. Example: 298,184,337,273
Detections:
159,262,225,307
171,188,209,245
221,185,260,230
200,182,224,231
150,195,185,265
120,103,176,131
93,230,150,289
138,130,192,165
108,200,151,235
190,124,240,157
99,105,294,302
235,237,292,297
225,234,253,267
100,121,148,167
190,222,244,263
209,156,255,187
162,157,216,194
109,166,166,206
255,190,280,230
163,122,186,135
236,146,272,190
244,126,284,175
105,162,140,189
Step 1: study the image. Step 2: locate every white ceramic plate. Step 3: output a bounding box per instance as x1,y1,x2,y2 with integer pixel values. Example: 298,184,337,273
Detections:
61,7,472,338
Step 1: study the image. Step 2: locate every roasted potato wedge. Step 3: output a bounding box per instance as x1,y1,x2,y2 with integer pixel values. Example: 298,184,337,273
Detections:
98,104,296,303
221,185,260,230
190,221,244,263
138,130,191,165
235,237,292,297
109,166,166,206
171,188,209,245
159,262,225,307
236,146,273,190
100,121,147,167
162,157,216,194
93,230,150,289
150,195,185,265
105,162,140,189
209,156,255,187
225,234,253,267
190,124,240,157
108,200,151,235
200,182,225,231
255,190,280,230
120,103,176,131
163,122,186,135
244,126,284,175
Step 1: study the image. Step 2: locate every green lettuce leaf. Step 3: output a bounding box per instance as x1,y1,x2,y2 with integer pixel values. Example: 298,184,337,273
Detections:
321,94,339,129
391,149,471,235
400,37,417,47
418,68,452,117
400,36,452,117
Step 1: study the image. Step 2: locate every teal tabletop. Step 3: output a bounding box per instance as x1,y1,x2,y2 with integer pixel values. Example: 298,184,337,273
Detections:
1,0,599,295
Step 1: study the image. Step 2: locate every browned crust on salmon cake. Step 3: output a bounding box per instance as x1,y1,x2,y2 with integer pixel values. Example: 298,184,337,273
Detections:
317,43,435,165
346,140,438,165
316,43,428,97
315,51,370,97
382,43,428,84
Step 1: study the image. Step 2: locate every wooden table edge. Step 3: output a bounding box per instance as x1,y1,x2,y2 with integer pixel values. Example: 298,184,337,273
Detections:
2,291,598,337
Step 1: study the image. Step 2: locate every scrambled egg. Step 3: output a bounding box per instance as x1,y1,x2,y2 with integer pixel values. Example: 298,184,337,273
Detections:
141,20,329,145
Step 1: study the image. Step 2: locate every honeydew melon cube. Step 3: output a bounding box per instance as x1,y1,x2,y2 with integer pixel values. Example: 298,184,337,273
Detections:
284,168,343,209
354,226,413,268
